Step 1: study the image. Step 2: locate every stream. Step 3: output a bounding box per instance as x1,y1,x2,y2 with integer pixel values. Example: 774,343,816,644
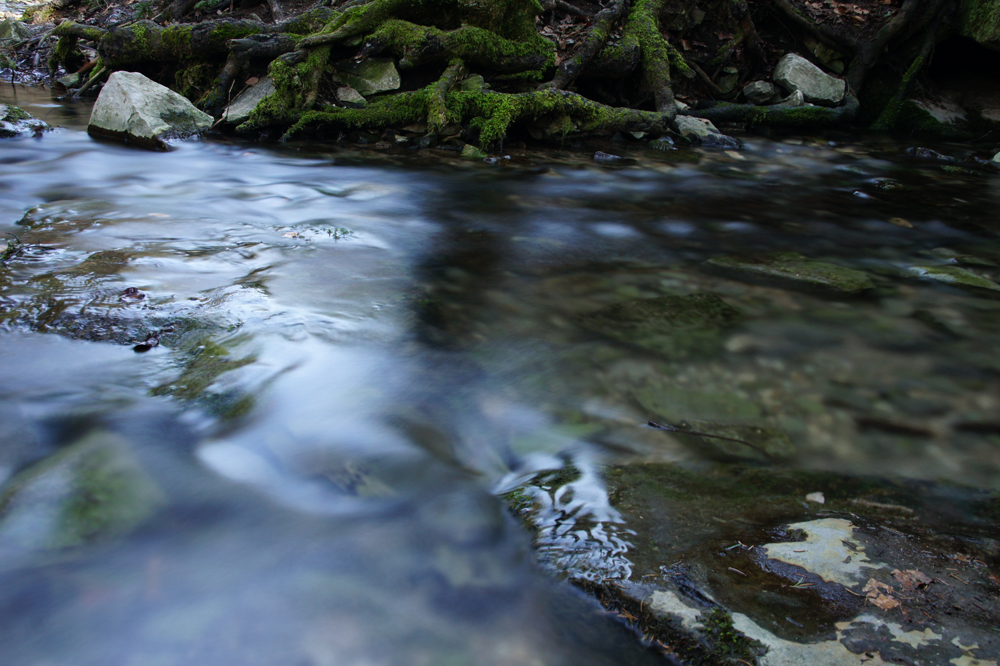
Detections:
2,83,999,666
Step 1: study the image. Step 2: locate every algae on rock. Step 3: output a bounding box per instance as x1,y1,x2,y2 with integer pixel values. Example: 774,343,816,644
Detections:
706,252,875,294
577,292,744,359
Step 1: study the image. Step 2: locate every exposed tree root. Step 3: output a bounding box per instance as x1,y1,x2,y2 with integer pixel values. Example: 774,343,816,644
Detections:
689,93,859,126
545,0,630,91
281,88,674,147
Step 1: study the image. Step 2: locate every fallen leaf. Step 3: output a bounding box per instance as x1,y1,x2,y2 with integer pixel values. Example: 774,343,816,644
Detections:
246,76,259,85
890,217,912,227
892,569,932,591
282,231,300,238
863,578,901,610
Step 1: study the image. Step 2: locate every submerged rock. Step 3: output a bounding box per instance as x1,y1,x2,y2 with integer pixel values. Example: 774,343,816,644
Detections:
0,431,165,552
221,76,276,125
0,103,50,138
88,71,214,150
908,265,1000,292
577,292,744,359
706,252,876,294
773,53,846,106
510,462,1000,666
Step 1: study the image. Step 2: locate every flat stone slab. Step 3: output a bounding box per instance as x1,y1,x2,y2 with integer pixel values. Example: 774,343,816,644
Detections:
773,53,846,106
706,252,875,294
221,77,275,125
88,71,214,150
335,58,400,96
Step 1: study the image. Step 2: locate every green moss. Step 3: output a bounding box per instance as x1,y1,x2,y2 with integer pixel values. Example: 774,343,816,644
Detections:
151,339,255,403
701,607,763,661
958,0,1000,47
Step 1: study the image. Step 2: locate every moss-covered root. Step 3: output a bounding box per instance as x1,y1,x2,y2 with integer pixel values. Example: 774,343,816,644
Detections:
870,6,945,130
428,59,466,132
362,20,554,74
236,45,334,132
689,94,859,127
283,88,673,148
50,21,108,71
298,0,547,49
621,0,688,114
545,0,628,90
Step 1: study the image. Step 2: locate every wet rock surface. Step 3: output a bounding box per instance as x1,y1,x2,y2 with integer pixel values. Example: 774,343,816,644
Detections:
0,102,49,138
87,71,214,150
508,462,1000,666
705,252,875,294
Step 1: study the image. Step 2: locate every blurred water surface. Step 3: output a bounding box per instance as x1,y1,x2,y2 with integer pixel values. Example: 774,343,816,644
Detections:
1,84,999,665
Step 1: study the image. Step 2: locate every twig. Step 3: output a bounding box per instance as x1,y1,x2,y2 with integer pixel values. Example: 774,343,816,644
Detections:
728,567,748,576
688,60,725,96
72,65,106,99
647,420,773,460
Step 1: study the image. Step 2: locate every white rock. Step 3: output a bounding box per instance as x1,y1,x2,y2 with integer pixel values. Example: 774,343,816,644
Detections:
806,491,825,504
763,518,888,587
221,77,275,125
88,71,214,150
773,53,845,106
993,151,1000,163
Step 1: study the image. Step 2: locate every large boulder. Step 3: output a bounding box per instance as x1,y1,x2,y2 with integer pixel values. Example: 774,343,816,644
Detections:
773,53,846,106
88,71,214,150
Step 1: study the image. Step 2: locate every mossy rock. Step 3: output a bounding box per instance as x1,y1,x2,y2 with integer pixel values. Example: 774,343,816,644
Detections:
705,252,875,294
0,103,51,138
907,265,1000,293
576,292,744,359
0,432,166,550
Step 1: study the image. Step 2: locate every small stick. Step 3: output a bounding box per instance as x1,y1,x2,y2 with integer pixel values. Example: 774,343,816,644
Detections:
728,567,748,576
647,420,773,460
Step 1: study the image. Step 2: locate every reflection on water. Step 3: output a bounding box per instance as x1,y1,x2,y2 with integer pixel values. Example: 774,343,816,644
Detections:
1,83,1000,664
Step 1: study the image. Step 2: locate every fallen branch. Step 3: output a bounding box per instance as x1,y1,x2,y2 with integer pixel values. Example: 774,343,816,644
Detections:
546,0,630,91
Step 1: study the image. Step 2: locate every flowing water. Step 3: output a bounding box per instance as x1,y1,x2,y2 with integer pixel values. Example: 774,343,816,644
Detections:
1,84,999,665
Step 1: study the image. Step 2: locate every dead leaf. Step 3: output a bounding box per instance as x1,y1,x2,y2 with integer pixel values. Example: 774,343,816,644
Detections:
889,217,912,227
246,76,259,86
282,231,299,238
863,578,901,610
892,569,932,591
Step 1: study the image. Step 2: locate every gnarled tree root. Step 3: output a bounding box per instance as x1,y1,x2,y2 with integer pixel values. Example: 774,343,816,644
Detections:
689,94,859,127
277,88,674,148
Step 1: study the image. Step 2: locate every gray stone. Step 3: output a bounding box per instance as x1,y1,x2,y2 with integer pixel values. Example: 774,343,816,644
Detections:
458,74,487,92
336,85,366,106
0,17,29,42
335,58,400,96
88,71,214,150
773,53,846,106
57,72,81,89
706,252,875,293
743,81,777,105
0,103,49,138
221,76,275,125
994,151,1000,163
674,115,742,149
716,66,739,94
460,143,488,160
775,89,805,107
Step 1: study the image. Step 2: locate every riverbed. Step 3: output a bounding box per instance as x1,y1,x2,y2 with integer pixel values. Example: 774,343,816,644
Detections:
1,83,999,665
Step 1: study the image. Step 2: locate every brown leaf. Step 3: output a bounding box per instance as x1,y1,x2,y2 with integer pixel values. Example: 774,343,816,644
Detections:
282,231,299,238
892,569,933,591
246,76,259,85
863,578,901,610
889,217,912,228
